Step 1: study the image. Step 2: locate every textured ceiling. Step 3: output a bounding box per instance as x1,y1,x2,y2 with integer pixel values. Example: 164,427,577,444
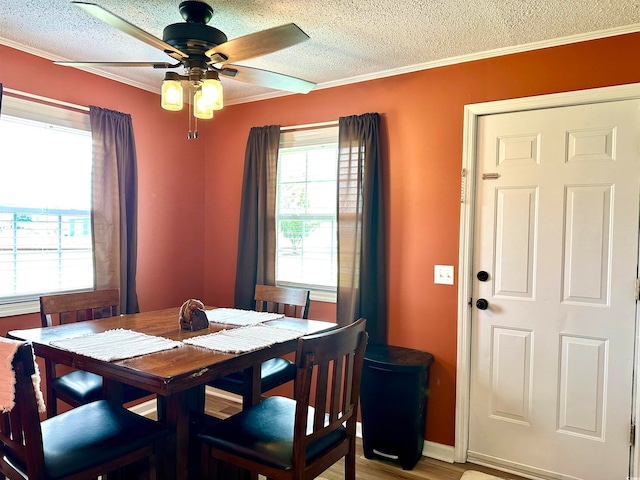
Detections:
2,0,640,105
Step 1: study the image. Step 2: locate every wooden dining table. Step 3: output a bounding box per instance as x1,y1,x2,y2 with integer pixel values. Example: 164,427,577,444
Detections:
8,307,334,480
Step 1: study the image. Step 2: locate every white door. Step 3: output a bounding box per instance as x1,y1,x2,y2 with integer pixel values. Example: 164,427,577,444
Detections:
468,100,640,480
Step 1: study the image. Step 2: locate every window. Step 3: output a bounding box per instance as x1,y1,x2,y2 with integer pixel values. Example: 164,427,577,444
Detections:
0,94,93,315
276,126,338,301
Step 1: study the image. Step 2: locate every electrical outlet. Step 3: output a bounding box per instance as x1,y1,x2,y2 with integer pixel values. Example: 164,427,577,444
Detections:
434,265,454,285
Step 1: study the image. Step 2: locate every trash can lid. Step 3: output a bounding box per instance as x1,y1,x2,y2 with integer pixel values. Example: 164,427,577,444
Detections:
364,344,434,370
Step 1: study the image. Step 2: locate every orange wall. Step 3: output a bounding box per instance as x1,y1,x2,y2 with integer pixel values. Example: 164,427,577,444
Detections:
3,32,640,448
0,44,206,315
200,33,640,446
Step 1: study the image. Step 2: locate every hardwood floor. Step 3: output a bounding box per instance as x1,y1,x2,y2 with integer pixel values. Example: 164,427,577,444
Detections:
204,388,532,480
315,447,523,480
133,388,529,480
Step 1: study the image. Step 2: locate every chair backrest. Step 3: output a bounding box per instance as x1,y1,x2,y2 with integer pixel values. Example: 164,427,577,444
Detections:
0,341,47,479
39,289,120,328
292,318,368,476
254,285,310,319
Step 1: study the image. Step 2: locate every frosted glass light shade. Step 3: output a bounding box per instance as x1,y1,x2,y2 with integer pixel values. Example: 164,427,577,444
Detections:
194,89,214,119
161,75,183,111
200,79,220,111
212,79,223,110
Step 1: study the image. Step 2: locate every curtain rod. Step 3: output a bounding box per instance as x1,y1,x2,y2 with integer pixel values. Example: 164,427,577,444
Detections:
2,89,336,126
280,120,338,131
4,87,90,112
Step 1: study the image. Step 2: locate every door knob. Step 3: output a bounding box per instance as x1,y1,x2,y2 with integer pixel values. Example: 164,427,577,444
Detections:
477,270,489,281
476,298,489,310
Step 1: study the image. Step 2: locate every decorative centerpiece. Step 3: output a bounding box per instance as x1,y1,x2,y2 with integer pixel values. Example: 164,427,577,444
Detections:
179,299,209,331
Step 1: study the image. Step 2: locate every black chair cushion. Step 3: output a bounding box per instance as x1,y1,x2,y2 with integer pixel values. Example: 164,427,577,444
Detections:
40,400,167,478
51,370,103,403
53,370,152,404
198,396,346,471
208,358,296,395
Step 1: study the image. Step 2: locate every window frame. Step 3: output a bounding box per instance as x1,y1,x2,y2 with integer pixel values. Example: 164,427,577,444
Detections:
275,126,339,302
0,94,93,317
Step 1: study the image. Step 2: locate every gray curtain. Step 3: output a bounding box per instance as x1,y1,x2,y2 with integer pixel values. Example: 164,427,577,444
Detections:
89,106,140,314
337,112,386,345
234,125,281,309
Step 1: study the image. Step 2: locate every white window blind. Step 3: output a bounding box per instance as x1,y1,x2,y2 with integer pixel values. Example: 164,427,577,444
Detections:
276,126,338,301
0,95,94,314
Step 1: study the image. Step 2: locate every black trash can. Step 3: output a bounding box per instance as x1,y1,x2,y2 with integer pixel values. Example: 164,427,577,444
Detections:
360,345,434,470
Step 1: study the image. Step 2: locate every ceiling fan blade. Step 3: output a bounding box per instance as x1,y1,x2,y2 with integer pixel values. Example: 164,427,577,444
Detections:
72,2,188,60
219,65,315,94
206,24,309,64
55,61,181,69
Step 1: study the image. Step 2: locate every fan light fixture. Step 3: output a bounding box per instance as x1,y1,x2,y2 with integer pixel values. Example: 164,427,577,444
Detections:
55,0,316,137
161,72,183,111
161,70,223,118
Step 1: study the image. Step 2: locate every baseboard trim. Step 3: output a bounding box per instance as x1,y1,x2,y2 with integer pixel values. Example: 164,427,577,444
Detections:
423,441,456,463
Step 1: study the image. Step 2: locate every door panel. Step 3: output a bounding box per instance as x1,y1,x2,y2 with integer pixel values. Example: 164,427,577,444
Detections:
494,187,536,298
469,100,640,480
562,185,611,304
557,335,606,439
490,326,533,425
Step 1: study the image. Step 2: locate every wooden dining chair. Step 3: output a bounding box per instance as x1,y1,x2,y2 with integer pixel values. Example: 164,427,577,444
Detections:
0,340,170,480
39,289,152,417
199,318,368,480
207,285,311,398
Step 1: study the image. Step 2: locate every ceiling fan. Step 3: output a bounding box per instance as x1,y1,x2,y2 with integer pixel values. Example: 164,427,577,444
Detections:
56,1,316,123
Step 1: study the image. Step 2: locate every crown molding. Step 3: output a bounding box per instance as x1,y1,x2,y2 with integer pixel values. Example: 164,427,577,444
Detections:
0,36,160,95
4,22,640,106
311,23,640,92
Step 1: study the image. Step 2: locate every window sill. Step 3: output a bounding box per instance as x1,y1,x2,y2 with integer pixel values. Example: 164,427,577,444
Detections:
310,290,336,303
0,300,40,318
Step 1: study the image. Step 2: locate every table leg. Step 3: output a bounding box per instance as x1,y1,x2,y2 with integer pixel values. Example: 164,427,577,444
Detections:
240,366,260,480
161,386,205,480
241,365,262,408
101,378,124,404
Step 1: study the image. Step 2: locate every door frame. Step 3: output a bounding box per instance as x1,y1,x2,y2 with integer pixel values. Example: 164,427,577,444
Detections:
455,82,640,475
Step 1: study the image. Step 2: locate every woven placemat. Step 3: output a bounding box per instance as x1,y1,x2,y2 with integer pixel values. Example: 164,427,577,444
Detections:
205,308,284,326
183,324,302,353
50,329,182,361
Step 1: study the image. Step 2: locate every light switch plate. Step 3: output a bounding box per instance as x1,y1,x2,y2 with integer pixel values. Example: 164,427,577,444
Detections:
434,265,454,285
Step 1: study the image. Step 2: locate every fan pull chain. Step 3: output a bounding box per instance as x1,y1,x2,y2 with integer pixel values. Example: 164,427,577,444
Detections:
187,93,193,140
186,85,199,140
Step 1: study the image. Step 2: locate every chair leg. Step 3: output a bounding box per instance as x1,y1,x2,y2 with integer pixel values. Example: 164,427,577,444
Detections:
200,444,211,479
154,438,171,480
148,454,157,480
345,441,356,480
46,387,57,417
